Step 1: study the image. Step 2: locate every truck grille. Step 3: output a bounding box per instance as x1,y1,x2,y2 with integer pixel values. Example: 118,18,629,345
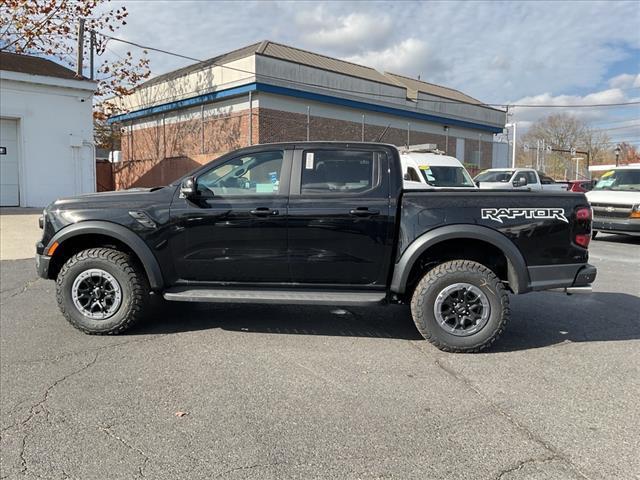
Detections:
591,203,632,219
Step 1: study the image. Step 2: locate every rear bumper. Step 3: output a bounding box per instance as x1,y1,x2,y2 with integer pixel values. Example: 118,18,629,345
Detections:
593,218,640,236
527,263,597,291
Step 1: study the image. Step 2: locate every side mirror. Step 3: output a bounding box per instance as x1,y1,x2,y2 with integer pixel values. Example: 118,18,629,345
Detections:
403,173,411,181
180,176,197,198
512,176,528,188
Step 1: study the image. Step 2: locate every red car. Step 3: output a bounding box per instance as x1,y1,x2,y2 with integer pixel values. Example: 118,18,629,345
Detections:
566,180,596,192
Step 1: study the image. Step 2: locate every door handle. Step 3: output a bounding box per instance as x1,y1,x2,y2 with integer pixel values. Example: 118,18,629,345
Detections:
349,207,380,217
250,207,279,217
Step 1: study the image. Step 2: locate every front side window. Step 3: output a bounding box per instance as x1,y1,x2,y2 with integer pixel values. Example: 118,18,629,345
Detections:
300,149,381,194
197,150,284,196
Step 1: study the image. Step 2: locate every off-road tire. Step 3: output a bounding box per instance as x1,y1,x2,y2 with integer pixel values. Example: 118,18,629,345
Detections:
410,260,509,353
56,248,149,334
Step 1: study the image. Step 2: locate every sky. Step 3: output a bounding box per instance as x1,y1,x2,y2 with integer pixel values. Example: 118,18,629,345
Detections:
103,0,640,142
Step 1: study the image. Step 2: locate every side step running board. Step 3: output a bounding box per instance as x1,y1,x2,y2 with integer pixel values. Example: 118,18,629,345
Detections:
163,288,386,306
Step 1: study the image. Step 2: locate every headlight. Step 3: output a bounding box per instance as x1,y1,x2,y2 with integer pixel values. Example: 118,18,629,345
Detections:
630,204,640,219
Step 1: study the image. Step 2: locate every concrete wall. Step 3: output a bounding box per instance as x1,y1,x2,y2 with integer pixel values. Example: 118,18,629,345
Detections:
0,71,95,207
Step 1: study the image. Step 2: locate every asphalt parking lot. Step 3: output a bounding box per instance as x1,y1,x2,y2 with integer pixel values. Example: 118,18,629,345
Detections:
1,234,638,479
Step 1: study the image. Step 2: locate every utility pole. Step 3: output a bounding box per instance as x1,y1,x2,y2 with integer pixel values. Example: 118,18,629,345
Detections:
89,30,95,80
505,123,517,168
444,125,449,154
76,19,85,77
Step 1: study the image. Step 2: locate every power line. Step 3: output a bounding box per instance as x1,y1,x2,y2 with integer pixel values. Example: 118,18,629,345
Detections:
591,123,640,132
97,32,640,110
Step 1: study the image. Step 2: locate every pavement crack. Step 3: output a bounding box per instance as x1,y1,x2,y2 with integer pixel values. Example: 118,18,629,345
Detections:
5,334,169,367
213,462,282,478
98,424,150,478
431,354,593,480
0,276,40,302
1,352,100,436
495,456,558,479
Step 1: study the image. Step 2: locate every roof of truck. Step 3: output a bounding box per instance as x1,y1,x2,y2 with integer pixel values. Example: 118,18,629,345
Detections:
401,152,464,167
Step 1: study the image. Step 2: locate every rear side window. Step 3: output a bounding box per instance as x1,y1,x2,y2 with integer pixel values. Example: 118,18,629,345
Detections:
539,173,555,184
300,149,382,194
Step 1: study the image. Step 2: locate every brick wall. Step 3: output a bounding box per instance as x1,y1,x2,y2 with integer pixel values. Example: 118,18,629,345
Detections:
115,106,490,189
118,111,257,188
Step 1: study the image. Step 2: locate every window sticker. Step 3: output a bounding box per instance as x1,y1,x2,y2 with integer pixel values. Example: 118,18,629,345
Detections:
256,183,274,193
305,152,315,169
419,165,430,170
601,171,614,178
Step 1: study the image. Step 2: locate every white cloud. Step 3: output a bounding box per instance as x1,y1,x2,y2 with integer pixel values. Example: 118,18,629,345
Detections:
99,0,640,111
343,39,448,78
510,86,638,127
608,73,640,89
299,11,393,54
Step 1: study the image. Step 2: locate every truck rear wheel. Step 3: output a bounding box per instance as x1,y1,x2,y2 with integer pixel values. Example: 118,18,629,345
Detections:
410,260,509,353
56,248,149,334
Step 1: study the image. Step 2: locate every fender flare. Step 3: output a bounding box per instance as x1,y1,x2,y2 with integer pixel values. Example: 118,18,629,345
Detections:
390,224,530,294
46,221,164,290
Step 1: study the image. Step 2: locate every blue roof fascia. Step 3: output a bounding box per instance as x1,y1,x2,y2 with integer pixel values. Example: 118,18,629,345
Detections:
108,81,503,134
106,83,258,124
256,83,503,134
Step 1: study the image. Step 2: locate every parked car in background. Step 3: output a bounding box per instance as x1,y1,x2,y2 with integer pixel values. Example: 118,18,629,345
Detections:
474,168,568,191
586,167,640,238
400,144,477,189
567,179,596,193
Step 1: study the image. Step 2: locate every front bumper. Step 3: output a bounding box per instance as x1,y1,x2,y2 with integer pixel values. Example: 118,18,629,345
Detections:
527,263,597,291
593,217,640,236
35,253,51,279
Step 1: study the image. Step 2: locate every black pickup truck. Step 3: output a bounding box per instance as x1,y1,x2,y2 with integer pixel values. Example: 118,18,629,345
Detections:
36,142,596,352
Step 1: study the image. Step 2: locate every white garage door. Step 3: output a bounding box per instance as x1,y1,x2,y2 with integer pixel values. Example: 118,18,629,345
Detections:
1,118,20,206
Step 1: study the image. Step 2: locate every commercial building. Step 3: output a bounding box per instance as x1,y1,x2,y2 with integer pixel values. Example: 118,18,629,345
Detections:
0,52,96,207
108,41,505,188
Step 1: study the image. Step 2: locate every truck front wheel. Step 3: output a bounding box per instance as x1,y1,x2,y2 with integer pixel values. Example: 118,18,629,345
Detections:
56,248,149,334
410,260,510,353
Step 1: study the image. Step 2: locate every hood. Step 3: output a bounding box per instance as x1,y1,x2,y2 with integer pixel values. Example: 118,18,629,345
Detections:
586,190,640,206
50,187,168,209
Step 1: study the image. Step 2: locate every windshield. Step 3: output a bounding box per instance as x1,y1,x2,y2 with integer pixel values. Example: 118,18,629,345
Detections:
419,165,475,187
474,170,514,183
594,169,640,191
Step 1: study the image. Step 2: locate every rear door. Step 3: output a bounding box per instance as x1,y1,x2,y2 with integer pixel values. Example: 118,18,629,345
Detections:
287,146,394,287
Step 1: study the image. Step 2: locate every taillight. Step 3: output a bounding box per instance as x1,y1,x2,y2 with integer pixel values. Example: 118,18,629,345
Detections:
574,234,590,248
574,206,592,248
576,207,591,220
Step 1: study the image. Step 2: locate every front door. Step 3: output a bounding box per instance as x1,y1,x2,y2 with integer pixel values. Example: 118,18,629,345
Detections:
287,146,393,287
170,149,291,283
